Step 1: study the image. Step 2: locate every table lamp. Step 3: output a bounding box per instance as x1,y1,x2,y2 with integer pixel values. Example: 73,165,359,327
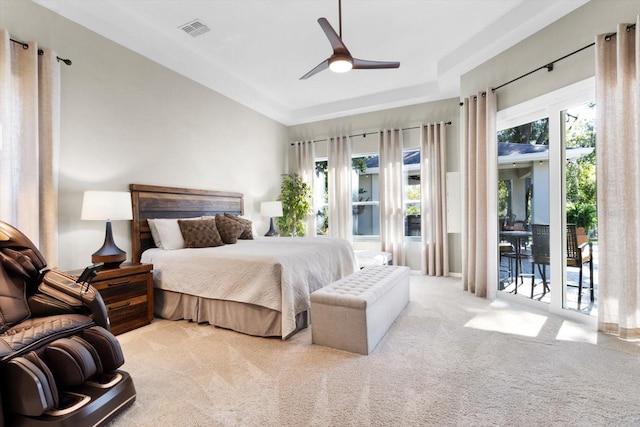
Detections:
81,191,133,267
260,201,283,237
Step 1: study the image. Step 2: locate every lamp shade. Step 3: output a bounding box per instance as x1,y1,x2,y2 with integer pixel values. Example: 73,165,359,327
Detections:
81,191,133,221
260,201,283,218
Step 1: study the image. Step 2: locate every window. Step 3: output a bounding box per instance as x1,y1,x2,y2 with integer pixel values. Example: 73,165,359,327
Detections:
314,154,382,239
403,149,421,237
314,159,328,235
316,149,422,240
352,155,379,239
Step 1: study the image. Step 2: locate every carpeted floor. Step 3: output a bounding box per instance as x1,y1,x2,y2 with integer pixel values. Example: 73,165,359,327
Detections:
107,274,640,426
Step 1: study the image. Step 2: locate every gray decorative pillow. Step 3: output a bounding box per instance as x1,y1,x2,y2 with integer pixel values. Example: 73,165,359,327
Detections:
178,218,224,248
215,214,244,244
224,213,254,240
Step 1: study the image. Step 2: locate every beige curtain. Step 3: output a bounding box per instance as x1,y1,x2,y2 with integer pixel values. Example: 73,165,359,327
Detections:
295,140,316,237
328,136,352,240
462,91,497,297
379,129,405,266
0,30,61,266
595,17,640,339
421,122,448,276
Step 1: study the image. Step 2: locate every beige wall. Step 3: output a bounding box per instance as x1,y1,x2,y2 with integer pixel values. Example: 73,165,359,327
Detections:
288,99,462,273
1,0,288,270
460,0,639,107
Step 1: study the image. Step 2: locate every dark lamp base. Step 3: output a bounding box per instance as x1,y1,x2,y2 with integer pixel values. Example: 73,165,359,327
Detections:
92,221,127,268
91,252,126,268
264,217,279,237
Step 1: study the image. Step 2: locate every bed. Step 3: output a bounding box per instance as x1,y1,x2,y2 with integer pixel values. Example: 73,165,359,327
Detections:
130,184,357,339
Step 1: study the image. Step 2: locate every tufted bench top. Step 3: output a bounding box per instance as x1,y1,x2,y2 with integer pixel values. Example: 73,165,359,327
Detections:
311,265,409,310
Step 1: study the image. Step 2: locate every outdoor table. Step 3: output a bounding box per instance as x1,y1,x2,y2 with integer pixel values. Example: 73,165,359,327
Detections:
500,230,532,294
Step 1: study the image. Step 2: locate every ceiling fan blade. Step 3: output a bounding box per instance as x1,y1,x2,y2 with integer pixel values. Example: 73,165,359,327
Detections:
299,58,330,80
352,58,400,70
318,17,350,55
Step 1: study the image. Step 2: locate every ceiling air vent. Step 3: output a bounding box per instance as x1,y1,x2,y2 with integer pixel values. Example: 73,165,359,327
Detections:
179,19,210,38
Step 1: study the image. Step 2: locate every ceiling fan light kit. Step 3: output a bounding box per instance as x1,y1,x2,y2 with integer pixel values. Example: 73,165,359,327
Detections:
300,0,400,79
328,55,353,73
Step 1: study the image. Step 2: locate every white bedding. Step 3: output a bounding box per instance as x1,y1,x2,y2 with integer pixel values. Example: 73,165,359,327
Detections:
141,237,358,338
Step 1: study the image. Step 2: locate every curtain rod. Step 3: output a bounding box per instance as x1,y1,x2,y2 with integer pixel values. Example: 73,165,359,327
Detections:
472,23,638,98
491,42,594,92
290,122,452,146
10,38,72,66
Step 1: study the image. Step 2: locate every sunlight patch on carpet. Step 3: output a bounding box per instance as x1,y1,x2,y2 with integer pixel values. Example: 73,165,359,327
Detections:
555,320,597,344
464,306,547,337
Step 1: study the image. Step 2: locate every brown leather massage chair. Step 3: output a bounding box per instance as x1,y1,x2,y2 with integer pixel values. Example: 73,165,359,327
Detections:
0,220,135,426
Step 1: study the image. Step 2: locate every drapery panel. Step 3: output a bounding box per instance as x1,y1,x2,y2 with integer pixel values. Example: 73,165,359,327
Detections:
379,129,405,266
0,30,60,265
295,140,316,237
421,122,448,276
462,91,497,297
595,17,640,339
328,136,352,240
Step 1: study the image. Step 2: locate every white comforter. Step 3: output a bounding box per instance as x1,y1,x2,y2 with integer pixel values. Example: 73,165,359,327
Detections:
141,237,357,338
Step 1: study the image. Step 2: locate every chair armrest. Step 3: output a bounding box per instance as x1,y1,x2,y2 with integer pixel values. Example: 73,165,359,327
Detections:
578,241,593,258
38,270,84,307
38,270,110,330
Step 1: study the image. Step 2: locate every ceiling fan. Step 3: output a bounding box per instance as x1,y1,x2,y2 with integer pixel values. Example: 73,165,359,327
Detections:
300,0,400,80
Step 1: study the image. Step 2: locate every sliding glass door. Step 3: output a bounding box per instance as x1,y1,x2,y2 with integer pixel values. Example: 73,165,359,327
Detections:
497,117,549,301
562,102,597,315
496,79,597,321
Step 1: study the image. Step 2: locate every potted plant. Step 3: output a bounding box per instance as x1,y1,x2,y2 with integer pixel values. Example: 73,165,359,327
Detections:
277,173,312,236
567,202,596,244
566,202,596,231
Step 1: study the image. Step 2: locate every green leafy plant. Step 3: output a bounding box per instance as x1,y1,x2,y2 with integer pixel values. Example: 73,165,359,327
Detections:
566,202,596,231
277,173,312,236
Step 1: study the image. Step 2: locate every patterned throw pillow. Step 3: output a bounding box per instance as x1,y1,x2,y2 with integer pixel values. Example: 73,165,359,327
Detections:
215,214,245,244
178,218,224,248
224,213,254,240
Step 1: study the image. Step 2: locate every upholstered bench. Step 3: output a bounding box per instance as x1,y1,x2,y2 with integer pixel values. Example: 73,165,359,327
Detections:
310,265,410,355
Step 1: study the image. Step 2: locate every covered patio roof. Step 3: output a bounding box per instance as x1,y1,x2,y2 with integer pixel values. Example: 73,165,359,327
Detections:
498,142,593,167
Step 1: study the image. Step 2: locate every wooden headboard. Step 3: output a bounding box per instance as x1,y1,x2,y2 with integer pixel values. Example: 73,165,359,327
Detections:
129,184,244,263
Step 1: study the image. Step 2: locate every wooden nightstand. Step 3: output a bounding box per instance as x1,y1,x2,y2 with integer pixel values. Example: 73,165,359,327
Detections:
66,262,153,335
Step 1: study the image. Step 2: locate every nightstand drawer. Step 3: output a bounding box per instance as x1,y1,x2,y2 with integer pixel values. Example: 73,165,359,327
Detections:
107,295,148,335
93,273,149,305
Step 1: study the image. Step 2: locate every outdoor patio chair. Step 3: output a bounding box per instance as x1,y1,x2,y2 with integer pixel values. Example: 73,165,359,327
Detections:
499,241,514,289
566,224,594,305
530,223,594,306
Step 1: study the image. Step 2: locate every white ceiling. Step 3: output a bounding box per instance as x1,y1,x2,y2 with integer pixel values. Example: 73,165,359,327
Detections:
34,0,588,125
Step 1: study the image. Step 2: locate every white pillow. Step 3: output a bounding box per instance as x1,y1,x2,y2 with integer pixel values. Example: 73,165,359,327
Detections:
147,217,200,250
